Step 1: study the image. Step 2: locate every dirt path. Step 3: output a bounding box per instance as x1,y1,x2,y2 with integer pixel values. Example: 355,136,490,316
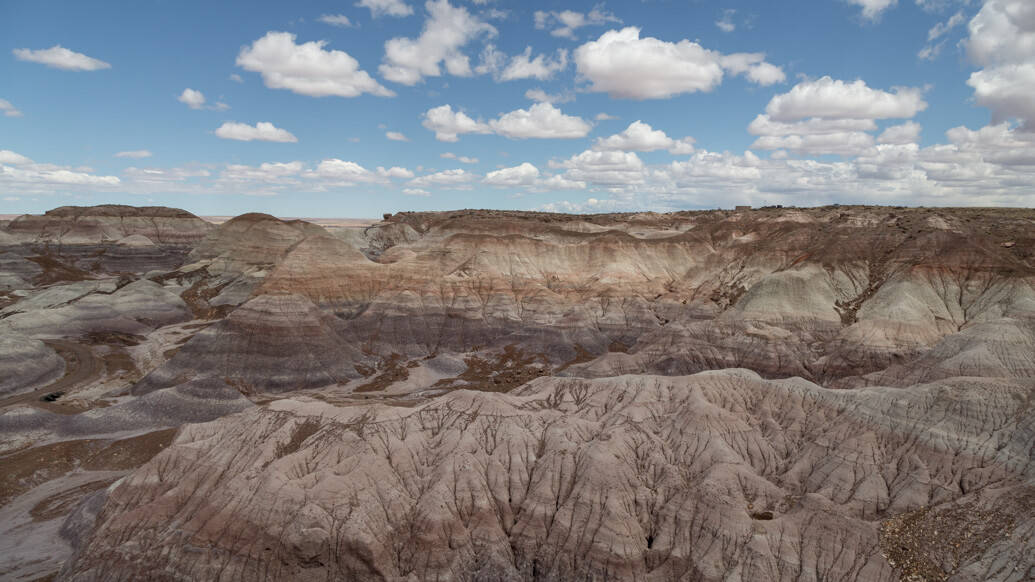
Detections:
0,339,103,414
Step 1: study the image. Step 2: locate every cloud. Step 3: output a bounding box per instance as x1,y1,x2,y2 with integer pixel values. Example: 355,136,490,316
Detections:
12,45,110,71
484,162,539,186
408,168,477,188
229,73,244,83
534,7,621,39
929,10,966,41
525,88,574,104
193,159,411,193
965,0,1035,127
357,0,414,18
114,150,153,159
915,0,957,12
593,120,695,153
178,89,229,111
441,152,479,163
536,174,587,191
968,65,1035,127
552,149,647,186
751,132,877,156
0,149,120,192
847,0,898,21
386,131,410,141
878,121,922,144
178,88,206,109
497,47,568,81
422,102,590,141
380,0,496,85
220,162,302,182
403,188,431,196
215,121,298,142
489,103,591,139
716,9,736,32
422,105,492,141
661,150,763,185
377,166,415,178
470,161,586,192
595,112,618,121
918,41,947,60
0,150,33,165
237,31,394,98
748,77,924,156
748,115,878,136
319,14,354,27
307,159,383,184
573,27,784,99
0,99,23,118
719,53,787,85
764,76,927,121
919,10,965,60
540,120,1035,212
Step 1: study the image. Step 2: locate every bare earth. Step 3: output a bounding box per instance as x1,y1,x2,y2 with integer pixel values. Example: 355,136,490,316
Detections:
0,204,1033,581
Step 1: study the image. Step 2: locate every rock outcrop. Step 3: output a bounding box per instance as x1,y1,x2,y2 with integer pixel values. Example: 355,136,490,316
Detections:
0,332,64,397
4,205,211,245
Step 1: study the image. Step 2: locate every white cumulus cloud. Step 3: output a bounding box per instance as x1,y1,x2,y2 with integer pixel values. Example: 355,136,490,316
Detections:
489,103,591,139
749,77,923,156
178,89,228,111
498,47,568,81
552,149,647,186
593,120,695,154
237,31,394,98
215,121,298,143
221,161,303,182
377,166,415,178
748,115,878,136
573,27,784,99
380,0,496,85
0,150,34,165
178,88,206,109
847,0,898,21
484,162,540,186
386,131,410,141
965,0,1035,127
13,45,110,71
357,0,414,18
0,149,120,192
423,103,590,141
878,121,922,144
764,76,927,121
422,105,492,141
308,159,383,183
719,53,787,86
408,168,477,188
751,132,877,156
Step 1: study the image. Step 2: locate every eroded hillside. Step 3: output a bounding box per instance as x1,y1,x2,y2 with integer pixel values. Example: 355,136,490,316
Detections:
1,204,1033,581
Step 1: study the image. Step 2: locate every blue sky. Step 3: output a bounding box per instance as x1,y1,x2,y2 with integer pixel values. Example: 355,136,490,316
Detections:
2,0,1033,217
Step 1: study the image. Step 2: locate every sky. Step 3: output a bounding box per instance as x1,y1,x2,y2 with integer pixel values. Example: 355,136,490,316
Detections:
1,0,1033,217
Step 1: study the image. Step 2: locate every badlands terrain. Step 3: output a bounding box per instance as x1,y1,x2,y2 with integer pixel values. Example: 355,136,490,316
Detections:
0,204,1033,581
